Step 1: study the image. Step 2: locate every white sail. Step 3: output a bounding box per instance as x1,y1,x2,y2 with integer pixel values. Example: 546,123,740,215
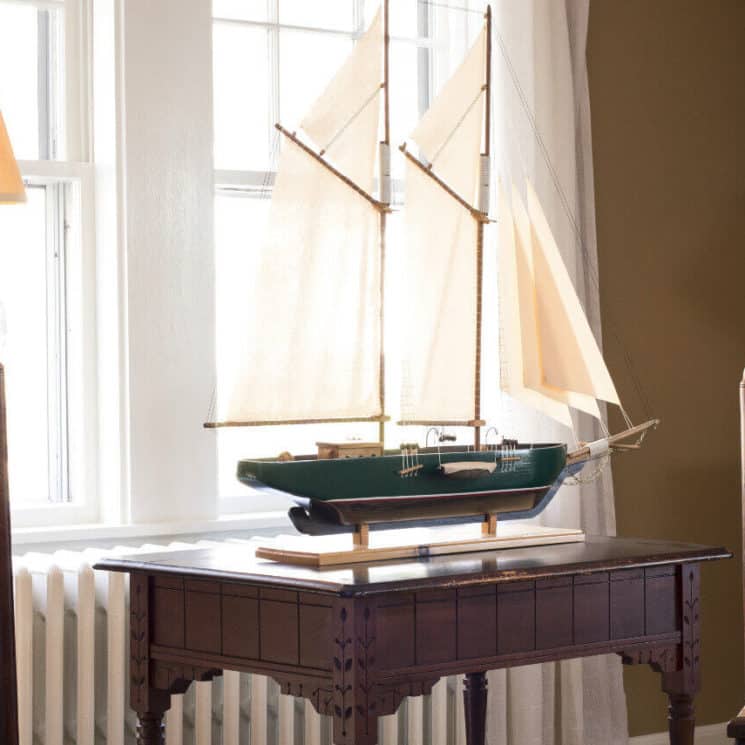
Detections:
497,184,573,428
216,13,384,425
301,9,383,190
400,163,480,422
400,28,487,424
411,27,487,199
498,183,619,426
527,181,620,408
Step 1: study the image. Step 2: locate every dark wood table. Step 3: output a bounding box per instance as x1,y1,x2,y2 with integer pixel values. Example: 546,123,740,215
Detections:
96,536,730,745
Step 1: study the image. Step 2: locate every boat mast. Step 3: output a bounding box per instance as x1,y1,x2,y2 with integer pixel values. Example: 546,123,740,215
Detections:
378,0,391,445
473,5,491,452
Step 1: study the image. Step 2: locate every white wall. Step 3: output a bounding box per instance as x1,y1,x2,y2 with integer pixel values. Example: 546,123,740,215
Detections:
112,0,217,523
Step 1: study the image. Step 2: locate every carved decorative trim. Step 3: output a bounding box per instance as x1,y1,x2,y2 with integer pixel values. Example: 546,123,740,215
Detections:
150,661,221,695
276,676,334,715
275,672,439,721
333,604,354,739
659,563,702,699
682,566,701,677
679,563,701,693
355,604,376,728
619,645,678,673
328,599,381,745
375,678,439,718
130,574,149,711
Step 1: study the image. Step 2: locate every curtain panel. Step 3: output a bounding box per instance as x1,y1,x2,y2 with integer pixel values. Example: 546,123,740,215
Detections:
437,1,629,742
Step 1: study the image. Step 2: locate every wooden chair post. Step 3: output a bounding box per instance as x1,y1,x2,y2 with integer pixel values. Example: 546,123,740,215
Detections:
0,364,19,745
742,368,745,651
727,369,745,744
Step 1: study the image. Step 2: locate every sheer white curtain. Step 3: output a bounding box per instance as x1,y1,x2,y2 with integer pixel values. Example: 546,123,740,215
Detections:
448,1,629,742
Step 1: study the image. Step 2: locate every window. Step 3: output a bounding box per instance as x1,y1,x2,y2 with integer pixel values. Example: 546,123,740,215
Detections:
0,0,65,160
211,1,445,508
0,0,94,525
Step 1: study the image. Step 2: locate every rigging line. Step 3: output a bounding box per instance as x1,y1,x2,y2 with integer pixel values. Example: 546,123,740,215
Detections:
260,134,280,199
493,28,654,422
207,383,217,425
317,84,383,156
426,85,485,168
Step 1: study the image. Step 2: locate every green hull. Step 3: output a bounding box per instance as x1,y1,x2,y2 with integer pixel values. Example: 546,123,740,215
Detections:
237,443,568,526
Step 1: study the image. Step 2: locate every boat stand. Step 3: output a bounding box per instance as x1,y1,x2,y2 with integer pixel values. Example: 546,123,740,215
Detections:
255,515,585,568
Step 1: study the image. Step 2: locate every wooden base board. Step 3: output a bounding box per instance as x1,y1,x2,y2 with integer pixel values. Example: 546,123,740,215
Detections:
255,524,586,567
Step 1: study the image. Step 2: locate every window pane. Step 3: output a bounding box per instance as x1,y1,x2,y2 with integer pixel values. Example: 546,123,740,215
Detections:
279,30,352,130
389,41,421,150
0,187,52,504
279,0,354,32
0,4,40,160
387,0,420,38
0,4,64,161
213,23,272,171
215,194,269,375
213,0,267,22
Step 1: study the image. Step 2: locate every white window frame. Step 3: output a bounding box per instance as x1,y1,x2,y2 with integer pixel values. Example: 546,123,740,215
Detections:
212,1,435,514
9,160,98,528
2,0,96,526
0,0,91,160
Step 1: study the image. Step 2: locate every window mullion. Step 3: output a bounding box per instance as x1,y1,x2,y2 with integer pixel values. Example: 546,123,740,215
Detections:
43,183,69,503
268,0,280,154
64,0,93,162
418,0,433,117
352,0,363,35
44,184,58,501
37,8,52,159
58,184,70,503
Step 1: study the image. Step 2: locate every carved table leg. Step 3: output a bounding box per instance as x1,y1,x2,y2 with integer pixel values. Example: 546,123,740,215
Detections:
661,564,701,745
130,573,170,744
136,711,166,745
665,693,695,745
618,564,701,745
331,599,379,745
463,672,488,745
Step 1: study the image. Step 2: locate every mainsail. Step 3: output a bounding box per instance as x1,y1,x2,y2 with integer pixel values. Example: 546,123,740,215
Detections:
400,25,489,427
213,11,386,426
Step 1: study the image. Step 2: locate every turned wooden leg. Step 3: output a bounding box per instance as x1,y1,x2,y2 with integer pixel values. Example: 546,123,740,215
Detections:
666,693,695,745
662,565,700,745
130,576,172,745
136,712,165,745
463,672,488,745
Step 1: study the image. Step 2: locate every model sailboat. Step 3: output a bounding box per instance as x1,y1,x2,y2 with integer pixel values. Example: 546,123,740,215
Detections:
206,3,657,557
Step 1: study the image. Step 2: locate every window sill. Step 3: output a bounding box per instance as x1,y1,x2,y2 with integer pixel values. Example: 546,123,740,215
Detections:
11,510,291,548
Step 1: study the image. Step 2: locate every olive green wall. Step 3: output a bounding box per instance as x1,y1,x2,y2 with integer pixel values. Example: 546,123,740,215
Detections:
587,0,745,736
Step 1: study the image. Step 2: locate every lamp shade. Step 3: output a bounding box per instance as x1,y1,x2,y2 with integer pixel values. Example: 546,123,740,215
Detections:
0,112,25,204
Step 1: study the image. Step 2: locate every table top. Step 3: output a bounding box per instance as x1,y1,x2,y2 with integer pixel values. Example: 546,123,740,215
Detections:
95,535,731,596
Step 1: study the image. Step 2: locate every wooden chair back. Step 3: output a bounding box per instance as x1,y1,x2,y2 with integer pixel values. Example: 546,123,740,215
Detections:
0,365,18,745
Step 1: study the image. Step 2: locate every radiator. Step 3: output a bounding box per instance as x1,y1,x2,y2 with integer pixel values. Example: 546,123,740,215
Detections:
13,538,468,745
